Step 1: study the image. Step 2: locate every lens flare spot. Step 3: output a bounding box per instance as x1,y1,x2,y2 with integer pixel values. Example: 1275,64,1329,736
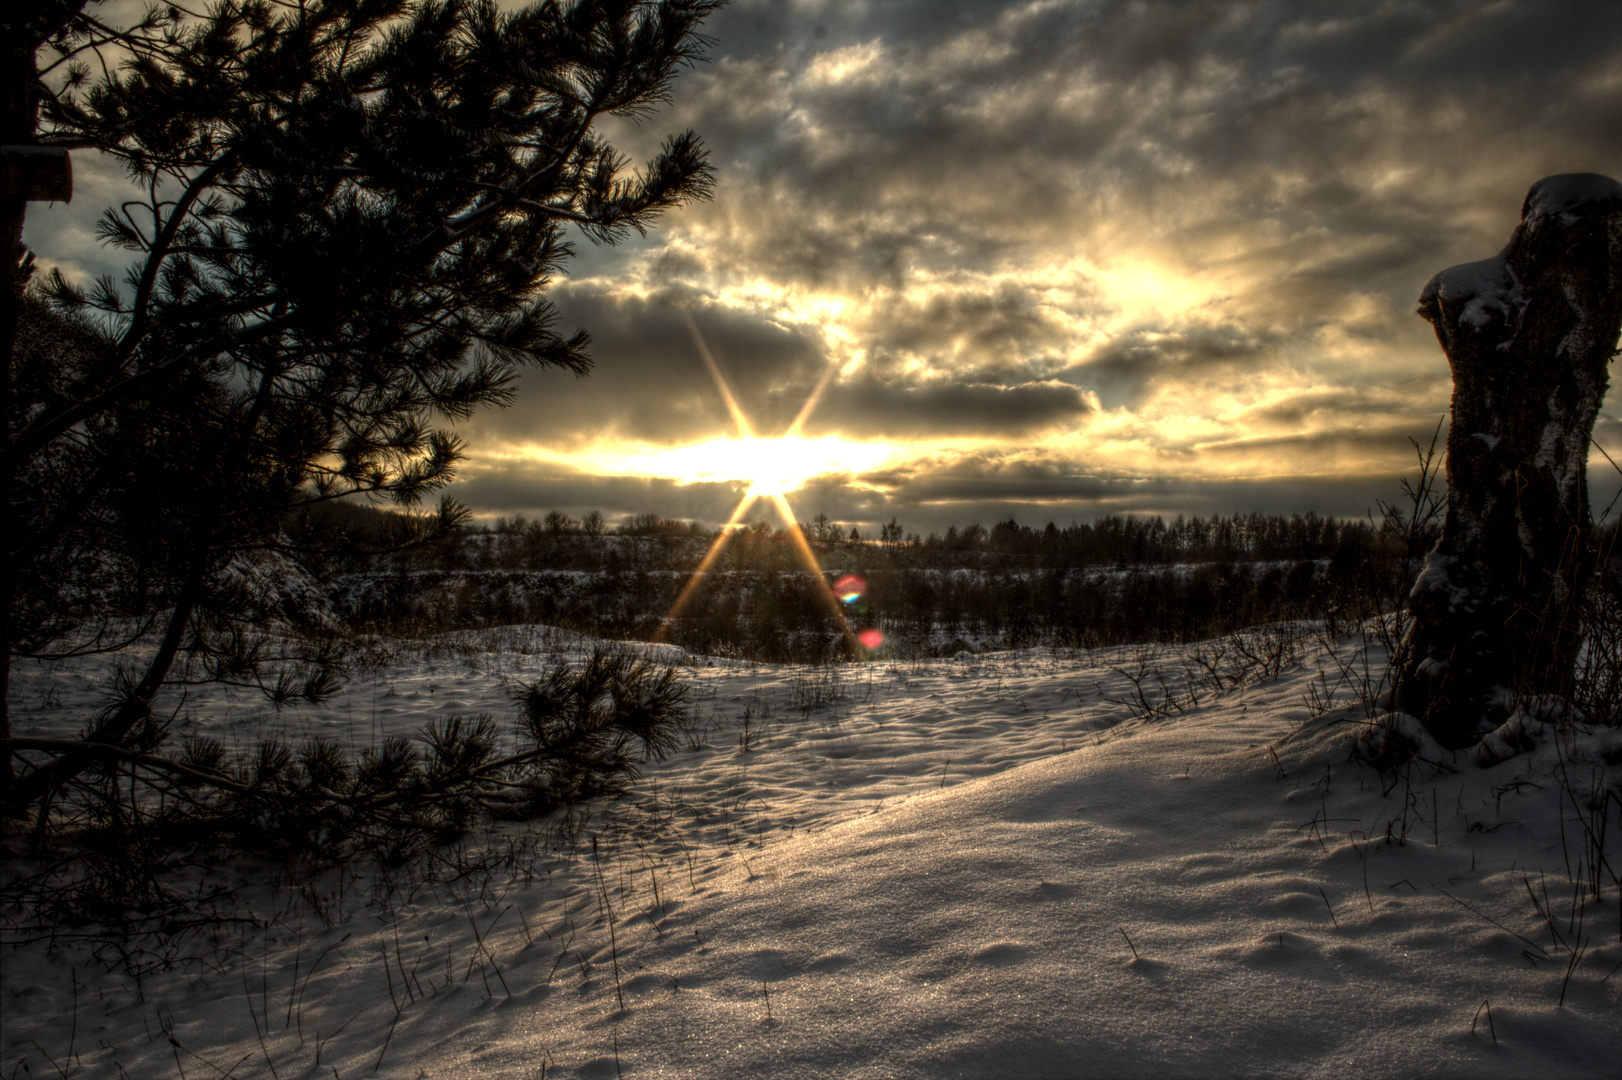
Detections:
834,575,866,604
858,628,884,650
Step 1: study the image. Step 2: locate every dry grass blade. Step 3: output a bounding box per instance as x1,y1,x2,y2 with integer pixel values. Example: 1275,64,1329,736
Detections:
1470,999,1498,1044
1432,885,1549,961
1318,887,1340,930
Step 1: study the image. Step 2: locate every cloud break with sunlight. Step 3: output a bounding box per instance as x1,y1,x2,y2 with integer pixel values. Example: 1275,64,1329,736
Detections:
648,318,881,654
587,434,896,499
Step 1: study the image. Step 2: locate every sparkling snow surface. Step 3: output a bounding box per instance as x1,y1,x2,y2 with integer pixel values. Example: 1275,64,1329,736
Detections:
4,626,1619,1078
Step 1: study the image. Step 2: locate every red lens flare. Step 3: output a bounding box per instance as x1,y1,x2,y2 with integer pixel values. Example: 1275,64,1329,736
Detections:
858,629,884,650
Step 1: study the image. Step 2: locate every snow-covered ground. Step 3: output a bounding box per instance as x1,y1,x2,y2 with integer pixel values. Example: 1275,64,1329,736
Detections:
4,624,1619,1078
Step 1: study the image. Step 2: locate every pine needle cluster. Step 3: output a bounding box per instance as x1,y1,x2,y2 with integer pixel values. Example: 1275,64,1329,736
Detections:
4,1,720,824
11,648,691,866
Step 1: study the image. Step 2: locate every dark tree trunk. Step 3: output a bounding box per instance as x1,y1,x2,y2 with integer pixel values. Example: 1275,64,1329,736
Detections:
1395,174,1622,748
2,15,49,799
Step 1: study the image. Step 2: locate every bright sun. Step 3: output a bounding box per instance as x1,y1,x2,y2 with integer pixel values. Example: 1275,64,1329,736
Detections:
598,435,894,497
603,317,896,655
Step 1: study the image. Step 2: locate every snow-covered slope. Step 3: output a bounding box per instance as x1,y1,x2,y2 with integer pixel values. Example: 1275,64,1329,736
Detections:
4,626,1618,1078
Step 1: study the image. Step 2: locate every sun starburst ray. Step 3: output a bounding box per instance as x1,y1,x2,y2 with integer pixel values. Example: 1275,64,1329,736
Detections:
771,493,862,653
653,492,760,640
684,311,754,439
786,357,841,438
655,319,870,657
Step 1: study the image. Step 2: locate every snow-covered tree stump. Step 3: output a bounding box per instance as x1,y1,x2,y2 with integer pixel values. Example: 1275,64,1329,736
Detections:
1393,174,1622,749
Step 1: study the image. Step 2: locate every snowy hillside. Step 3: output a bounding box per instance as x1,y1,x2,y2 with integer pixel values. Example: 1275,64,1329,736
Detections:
3,625,1619,1078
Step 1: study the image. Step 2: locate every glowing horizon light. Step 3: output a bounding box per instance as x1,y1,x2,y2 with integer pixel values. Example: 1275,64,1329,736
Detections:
593,435,894,499
652,318,868,658
858,629,885,650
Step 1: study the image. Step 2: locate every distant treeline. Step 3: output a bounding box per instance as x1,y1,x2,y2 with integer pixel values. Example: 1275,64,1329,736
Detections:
330,559,1376,662
319,507,1467,659
328,506,1386,573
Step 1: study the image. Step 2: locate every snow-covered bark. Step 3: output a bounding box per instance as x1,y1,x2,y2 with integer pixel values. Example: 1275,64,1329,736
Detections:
1396,173,1622,747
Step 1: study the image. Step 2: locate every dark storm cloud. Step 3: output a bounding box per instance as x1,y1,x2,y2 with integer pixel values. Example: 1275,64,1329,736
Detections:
872,453,1127,504
1237,388,1446,433
462,275,1096,445
787,458,1415,535
854,281,1086,378
485,0,1622,514
806,377,1095,439
661,0,1622,415
668,0,1622,276
22,0,1622,524
459,283,827,446
748,457,1152,535
1185,423,1441,464
447,460,748,524
1079,325,1281,409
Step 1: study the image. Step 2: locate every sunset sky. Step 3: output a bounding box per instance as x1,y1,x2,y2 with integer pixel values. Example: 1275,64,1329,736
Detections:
27,0,1622,534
